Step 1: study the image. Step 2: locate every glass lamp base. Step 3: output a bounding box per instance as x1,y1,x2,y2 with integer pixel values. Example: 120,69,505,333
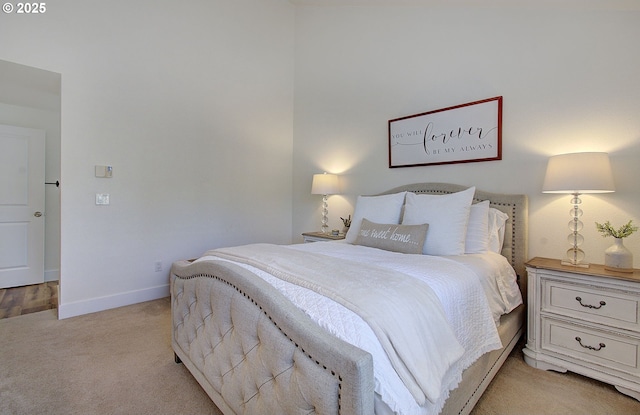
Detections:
320,195,329,234
561,248,589,268
562,195,589,268
560,259,590,268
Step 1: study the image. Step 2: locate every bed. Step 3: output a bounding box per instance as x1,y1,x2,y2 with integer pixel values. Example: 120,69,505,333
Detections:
170,182,528,415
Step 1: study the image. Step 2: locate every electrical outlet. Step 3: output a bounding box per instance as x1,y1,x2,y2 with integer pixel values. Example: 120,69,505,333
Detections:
154,261,163,272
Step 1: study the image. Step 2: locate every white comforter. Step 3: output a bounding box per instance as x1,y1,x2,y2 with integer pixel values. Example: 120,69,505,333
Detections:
197,241,522,415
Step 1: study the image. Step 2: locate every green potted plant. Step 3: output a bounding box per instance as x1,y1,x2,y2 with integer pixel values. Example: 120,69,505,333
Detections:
595,220,637,272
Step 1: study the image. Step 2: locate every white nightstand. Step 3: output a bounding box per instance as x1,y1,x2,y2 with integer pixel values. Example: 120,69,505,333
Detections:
302,231,345,243
524,257,640,401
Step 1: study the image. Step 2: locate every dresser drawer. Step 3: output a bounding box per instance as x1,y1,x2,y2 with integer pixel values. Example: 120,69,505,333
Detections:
542,278,640,331
541,317,640,375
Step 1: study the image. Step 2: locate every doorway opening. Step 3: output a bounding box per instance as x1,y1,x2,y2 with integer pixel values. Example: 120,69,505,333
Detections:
0,60,61,296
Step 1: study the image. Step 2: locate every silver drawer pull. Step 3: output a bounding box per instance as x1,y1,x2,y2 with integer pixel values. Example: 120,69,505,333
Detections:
575,336,606,351
575,296,606,309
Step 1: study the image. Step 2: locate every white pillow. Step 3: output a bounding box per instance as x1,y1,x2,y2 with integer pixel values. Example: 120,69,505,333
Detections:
402,187,475,255
488,208,509,253
465,200,490,254
345,192,407,244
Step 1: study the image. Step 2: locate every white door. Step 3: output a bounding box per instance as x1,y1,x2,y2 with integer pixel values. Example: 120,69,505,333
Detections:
0,124,45,288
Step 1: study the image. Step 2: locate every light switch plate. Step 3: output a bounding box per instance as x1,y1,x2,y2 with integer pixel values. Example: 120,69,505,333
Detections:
95,165,113,178
96,193,110,205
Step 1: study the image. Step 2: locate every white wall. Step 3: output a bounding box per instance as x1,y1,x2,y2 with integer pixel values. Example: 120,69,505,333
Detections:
0,0,295,317
292,4,640,266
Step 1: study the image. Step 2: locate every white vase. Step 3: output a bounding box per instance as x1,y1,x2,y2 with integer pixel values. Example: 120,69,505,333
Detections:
604,237,634,273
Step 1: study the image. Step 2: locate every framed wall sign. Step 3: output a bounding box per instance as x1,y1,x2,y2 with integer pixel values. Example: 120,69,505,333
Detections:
388,96,502,168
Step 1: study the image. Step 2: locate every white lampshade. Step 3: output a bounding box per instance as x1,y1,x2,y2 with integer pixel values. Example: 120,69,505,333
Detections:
542,152,615,194
311,173,340,195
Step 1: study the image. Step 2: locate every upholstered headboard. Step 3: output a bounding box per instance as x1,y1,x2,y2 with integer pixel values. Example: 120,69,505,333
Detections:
376,183,529,283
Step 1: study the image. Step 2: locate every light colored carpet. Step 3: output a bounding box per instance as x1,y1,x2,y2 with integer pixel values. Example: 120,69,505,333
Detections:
0,298,221,415
1,298,639,415
471,338,640,415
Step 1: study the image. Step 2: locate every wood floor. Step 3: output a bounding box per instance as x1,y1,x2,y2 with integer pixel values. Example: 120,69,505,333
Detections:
0,281,58,319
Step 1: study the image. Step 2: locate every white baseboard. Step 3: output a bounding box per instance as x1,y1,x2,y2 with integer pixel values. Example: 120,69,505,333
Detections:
44,269,60,282
57,284,170,319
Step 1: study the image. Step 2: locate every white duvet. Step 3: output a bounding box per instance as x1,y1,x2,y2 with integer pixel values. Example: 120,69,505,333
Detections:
197,241,522,415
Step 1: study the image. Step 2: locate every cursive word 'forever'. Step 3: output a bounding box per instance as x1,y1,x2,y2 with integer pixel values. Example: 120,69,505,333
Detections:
423,121,497,150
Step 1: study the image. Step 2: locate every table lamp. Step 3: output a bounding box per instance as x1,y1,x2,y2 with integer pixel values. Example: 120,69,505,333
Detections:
311,172,339,234
542,152,615,267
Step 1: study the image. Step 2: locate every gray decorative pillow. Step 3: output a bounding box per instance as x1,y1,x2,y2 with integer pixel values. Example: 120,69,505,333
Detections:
354,218,429,254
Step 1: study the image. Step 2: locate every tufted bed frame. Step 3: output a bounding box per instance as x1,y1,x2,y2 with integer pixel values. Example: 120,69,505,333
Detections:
170,183,529,415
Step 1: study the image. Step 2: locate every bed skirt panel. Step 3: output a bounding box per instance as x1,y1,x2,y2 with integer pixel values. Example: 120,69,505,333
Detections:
440,304,524,415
